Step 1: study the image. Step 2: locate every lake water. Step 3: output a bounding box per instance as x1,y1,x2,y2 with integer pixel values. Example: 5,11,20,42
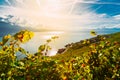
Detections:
0,29,120,57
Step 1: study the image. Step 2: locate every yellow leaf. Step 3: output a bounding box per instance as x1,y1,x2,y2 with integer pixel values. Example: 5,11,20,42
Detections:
90,30,97,36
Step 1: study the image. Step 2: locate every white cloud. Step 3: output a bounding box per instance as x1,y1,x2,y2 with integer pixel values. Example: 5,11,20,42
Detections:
75,0,120,5
113,15,120,20
0,0,120,31
77,0,99,3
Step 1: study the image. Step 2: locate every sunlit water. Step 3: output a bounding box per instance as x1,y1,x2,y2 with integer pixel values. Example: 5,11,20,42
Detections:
0,30,120,57
20,31,92,56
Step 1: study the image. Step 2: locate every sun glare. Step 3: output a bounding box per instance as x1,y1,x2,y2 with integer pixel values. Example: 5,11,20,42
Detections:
42,31,64,39
48,31,64,35
0,0,79,30
48,49,57,56
43,35,54,39
0,0,96,31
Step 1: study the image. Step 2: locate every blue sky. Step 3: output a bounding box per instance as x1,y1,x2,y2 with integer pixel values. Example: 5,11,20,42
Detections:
0,0,120,31
90,0,120,16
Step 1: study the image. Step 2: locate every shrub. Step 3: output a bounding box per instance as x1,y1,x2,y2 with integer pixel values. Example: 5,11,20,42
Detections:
0,30,120,80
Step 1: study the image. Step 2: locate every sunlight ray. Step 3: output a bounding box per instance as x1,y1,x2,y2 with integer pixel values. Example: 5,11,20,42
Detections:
68,0,78,15
36,0,41,8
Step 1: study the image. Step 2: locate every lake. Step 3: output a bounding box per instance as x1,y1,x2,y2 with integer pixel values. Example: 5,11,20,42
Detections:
0,29,120,57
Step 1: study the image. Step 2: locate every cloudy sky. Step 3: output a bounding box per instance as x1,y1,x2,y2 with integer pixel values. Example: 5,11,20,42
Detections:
0,0,120,31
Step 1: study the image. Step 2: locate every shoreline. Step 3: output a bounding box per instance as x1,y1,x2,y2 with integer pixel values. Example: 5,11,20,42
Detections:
57,32,114,54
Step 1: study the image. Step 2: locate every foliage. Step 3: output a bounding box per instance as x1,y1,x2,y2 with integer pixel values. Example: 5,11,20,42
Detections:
90,30,97,36
0,30,120,80
37,35,58,56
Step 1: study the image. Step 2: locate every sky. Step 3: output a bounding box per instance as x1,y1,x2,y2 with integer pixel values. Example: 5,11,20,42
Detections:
0,0,120,31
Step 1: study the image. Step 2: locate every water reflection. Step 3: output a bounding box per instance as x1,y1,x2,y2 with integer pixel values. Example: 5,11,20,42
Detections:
18,30,120,56
47,48,57,56
20,31,65,56
20,31,92,56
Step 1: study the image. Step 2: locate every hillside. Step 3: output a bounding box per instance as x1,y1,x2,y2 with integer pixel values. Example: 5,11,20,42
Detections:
52,32,120,61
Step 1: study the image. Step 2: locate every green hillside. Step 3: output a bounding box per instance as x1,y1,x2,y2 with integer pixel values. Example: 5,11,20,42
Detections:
52,32,120,61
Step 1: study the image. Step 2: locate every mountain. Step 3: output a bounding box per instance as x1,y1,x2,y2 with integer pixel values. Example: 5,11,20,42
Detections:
0,20,27,36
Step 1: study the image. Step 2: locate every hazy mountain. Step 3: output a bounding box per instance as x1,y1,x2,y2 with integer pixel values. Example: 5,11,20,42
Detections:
0,21,23,36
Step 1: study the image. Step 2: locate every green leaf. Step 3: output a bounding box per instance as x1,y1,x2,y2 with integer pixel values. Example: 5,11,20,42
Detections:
90,30,97,36
19,61,24,66
7,71,12,76
46,39,52,43
38,45,46,52
19,47,27,54
2,34,11,45
46,45,51,50
1,73,5,77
